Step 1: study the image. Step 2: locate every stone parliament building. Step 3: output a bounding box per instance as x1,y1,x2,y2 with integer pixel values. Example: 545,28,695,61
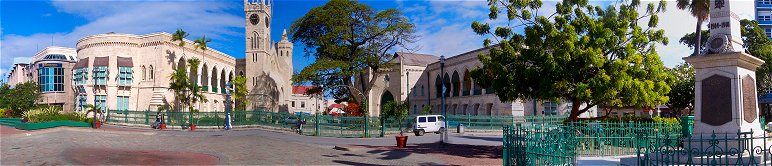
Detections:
360,47,598,117
6,0,293,113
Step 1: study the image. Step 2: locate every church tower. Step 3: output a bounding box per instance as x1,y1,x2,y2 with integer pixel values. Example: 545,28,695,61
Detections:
245,0,270,59
244,0,293,112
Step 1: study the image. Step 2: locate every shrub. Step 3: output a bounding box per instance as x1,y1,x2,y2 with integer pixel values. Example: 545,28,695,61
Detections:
22,106,88,123
0,108,5,118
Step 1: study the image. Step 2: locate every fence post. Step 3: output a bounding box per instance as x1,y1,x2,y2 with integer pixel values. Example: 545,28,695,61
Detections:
315,114,320,136
380,117,385,137
489,116,493,129
467,114,471,129
145,110,149,125
364,115,369,138
503,126,509,166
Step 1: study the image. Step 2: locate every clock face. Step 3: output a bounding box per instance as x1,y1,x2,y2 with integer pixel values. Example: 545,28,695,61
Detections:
250,14,259,25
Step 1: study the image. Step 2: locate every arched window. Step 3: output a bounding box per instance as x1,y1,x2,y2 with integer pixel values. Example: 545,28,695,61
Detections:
141,65,146,80
149,65,154,79
252,32,257,49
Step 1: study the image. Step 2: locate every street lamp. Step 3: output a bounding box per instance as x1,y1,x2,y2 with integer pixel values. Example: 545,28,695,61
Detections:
439,55,448,144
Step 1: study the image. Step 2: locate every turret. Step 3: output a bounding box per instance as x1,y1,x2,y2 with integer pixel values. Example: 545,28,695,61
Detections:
277,29,293,58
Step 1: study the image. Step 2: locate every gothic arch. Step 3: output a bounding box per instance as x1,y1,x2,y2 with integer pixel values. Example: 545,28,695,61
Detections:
443,73,451,97
463,69,471,96
435,75,442,98
149,65,154,79
211,67,218,93
141,65,146,80
452,71,460,97
201,63,209,88
380,90,395,115
176,57,186,71
252,31,259,50
220,69,226,92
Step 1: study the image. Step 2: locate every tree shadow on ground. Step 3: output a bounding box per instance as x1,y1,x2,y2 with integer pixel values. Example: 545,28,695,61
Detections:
357,142,503,160
332,160,387,166
457,135,502,142
332,160,443,166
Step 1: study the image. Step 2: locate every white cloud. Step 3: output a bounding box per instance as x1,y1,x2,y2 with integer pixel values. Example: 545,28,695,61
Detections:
13,57,31,64
404,0,755,68
1,1,243,71
401,1,489,57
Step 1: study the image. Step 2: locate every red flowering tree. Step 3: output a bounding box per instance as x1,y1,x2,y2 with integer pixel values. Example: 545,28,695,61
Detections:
346,103,363,116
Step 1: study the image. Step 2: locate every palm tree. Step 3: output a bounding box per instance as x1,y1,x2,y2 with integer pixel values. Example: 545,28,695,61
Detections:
84,104,102,127
171,28,189,55
194,35,212,57
169,67,190,112
186,58,207,112
677,0,710,56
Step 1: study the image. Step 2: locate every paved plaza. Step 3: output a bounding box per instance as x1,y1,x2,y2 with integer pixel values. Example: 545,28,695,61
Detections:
0,126,503,165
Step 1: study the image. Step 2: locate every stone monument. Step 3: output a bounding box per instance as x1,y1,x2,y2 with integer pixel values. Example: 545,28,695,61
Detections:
620,1,768,165
684,0,764,138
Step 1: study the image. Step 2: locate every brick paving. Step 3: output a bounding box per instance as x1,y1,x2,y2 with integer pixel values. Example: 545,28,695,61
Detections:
344,143,503,166
0,128,448,165
0,126,26,137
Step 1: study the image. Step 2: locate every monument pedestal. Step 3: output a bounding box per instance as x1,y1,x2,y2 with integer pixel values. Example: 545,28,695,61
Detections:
684,52,765,137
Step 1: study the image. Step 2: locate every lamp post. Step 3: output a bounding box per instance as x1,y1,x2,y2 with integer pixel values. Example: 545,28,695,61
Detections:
225,81,233,130
439,55,447,144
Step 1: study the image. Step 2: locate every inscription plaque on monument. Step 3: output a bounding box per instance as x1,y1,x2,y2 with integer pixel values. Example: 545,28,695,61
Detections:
742,75,757,123
705,0,744,54
701,75,732,126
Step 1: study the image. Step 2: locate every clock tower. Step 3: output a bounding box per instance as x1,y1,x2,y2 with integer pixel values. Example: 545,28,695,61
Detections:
245,0,270,55
243,0,293,112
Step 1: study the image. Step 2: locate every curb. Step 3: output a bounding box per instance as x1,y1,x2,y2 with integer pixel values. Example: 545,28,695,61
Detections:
0,126,156,139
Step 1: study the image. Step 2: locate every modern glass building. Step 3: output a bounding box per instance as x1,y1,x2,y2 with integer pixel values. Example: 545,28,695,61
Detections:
759,0,772,38
27,47,78,112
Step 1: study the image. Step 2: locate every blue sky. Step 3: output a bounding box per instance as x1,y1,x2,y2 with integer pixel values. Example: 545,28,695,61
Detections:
0,0,757,83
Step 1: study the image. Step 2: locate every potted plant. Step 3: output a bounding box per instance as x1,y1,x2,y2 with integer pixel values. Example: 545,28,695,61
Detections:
383,101,409,148
157,104,172,130
189,107,199,131
85,104,102,129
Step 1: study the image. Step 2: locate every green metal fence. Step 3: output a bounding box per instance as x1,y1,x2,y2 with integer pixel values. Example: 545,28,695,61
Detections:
636,130,772,165
105,109,567,138
503,121,688,165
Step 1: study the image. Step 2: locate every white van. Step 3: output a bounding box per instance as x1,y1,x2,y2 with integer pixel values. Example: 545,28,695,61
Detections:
413,115,446,136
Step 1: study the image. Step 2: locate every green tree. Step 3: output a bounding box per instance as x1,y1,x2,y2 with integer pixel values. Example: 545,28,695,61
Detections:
678,29,709,53
169,65,190,113
382,101,409,136
0,84,11,109
676,0,710,56
665,63,695,116
84,104,102,126
471,0,672,121
171,28,189,54
420,105,432,115
679,20,772,93
194,35,211,57
1,82,42,117
290,0,417,106
185,58,207,113
232,75,249,111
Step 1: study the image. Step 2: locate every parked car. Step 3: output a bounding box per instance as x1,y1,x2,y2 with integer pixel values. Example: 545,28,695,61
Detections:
413,115,446,136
